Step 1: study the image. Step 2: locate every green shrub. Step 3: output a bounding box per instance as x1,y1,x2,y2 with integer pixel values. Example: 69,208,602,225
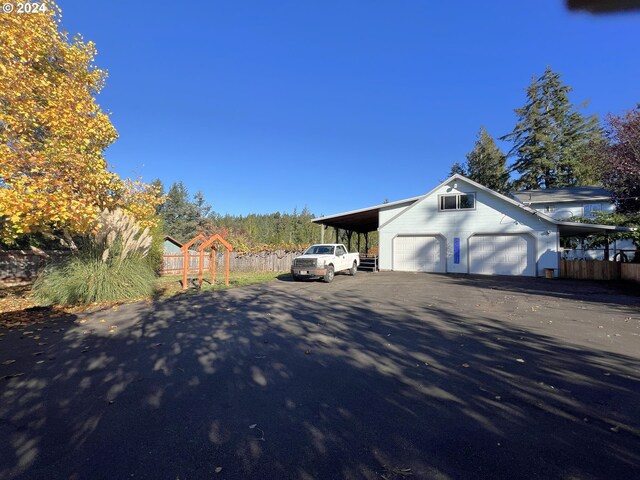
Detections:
33,254,155,305
33,208,156,305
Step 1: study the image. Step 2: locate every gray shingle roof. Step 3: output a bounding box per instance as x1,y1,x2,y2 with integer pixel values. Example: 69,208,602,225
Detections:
510,186,612,204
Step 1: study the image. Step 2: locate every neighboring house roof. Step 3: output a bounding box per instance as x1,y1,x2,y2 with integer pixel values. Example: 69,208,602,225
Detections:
510,187,612,205
163,235,183,248
314,174,634,237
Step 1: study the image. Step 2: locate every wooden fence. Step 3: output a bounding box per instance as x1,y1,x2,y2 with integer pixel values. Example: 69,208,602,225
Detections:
622,263,640,283
560,259,640,282
161,250,301,276
0,250,70,286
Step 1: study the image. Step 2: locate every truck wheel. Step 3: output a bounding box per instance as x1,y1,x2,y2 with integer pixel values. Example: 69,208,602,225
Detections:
291,270,301,281
323,265,335,283
349,261,357,276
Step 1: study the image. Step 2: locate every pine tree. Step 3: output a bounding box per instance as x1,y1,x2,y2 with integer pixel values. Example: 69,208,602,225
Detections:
193,191,215,234
502,67,600,190
448,162,467,176
465,127,510,193
158,182,199,242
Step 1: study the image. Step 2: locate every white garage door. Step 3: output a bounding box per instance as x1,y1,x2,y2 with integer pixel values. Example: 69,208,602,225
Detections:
393,236,444,272
469,235,535,276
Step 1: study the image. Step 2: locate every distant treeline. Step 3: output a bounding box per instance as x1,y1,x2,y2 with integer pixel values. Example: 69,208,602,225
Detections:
153,180,375,253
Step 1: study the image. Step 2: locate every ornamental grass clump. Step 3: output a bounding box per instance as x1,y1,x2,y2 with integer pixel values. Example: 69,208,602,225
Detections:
34,209,156,305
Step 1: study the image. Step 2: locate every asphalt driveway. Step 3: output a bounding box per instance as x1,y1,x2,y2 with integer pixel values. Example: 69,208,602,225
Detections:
1,273,639,479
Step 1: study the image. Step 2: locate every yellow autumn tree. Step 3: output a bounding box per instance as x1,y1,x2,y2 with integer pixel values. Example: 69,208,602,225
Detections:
0,0,162,244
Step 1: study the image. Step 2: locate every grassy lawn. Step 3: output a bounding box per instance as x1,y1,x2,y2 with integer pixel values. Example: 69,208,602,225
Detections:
153,271,286,297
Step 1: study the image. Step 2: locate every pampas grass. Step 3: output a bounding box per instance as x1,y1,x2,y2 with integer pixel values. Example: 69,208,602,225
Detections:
34,209,156,305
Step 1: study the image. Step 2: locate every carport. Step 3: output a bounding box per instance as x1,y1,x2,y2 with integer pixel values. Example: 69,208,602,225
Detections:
556,220,637,261
312,197,421,272
312,196,420,252
312,207,377,252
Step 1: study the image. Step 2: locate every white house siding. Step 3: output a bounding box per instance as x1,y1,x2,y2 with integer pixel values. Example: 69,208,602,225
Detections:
378,179,559,276
379,203,415,226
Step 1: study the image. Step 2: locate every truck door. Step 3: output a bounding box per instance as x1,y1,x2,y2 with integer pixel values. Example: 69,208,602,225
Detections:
335,245,348,271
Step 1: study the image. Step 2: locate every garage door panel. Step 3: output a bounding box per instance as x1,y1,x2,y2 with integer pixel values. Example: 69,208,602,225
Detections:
469,235,534,276
394,236,443,272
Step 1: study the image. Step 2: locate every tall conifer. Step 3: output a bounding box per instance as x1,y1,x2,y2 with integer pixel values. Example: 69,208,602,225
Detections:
502,67,600,189
465,127,510,193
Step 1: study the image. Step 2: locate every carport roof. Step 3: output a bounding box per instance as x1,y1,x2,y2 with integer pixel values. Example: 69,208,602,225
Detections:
556,221,636,237
312,196,421,233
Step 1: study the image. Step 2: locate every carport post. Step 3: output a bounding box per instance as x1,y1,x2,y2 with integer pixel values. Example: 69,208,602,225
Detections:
320,224,325,243
357,234,361,253
346,230,353,251
335,228,340,243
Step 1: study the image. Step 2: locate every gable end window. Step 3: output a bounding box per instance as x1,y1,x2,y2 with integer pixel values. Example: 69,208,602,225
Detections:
439,193,476,211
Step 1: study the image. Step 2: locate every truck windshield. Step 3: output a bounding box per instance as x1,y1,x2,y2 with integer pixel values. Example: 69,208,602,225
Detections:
304,245,335,255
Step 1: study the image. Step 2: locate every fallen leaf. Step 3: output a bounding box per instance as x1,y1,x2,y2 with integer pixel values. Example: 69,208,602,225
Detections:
462,363,470,368
2,360,16,365
249,424,257,429
215,467,223,473
382,465,413,478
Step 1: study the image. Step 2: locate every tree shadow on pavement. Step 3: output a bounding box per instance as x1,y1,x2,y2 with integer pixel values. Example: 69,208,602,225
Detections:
1,275,639,479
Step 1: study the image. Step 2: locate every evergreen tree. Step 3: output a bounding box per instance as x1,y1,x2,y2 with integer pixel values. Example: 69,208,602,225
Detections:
465,127,510,193
158,181,199,242
448,162,467,176
156,181,324,250
193,190,215,235
502,67,600,189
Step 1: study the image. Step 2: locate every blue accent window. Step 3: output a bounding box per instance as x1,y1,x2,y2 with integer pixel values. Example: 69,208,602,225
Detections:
453,238,460,264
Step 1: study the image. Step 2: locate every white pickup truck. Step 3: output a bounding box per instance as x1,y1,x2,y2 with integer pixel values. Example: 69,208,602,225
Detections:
291,244,360,283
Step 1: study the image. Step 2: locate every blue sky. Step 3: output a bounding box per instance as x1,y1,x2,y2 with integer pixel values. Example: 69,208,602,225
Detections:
57,0,640,217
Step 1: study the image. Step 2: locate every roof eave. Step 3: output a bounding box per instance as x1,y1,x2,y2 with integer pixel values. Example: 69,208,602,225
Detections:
556,221,636,232
312,196,422,223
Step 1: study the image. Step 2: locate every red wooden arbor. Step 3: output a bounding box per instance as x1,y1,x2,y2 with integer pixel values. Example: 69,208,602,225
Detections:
180,234,233,289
